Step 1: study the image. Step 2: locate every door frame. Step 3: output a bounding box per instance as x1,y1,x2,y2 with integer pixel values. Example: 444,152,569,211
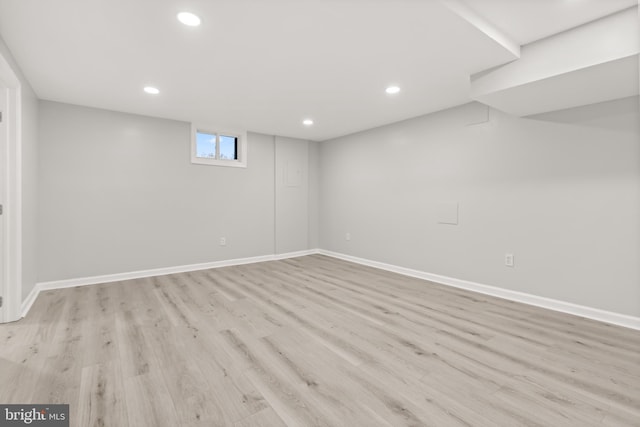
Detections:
0,52,22,323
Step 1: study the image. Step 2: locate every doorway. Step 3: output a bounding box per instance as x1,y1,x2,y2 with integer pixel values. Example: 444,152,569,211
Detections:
0,81,5,322
0,52,22,324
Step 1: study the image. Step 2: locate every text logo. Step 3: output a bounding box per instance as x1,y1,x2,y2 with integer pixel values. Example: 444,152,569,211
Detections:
0,405,68,427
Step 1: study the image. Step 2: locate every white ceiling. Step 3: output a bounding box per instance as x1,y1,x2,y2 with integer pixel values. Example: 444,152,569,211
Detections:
0,0,635,141
459,0,638,45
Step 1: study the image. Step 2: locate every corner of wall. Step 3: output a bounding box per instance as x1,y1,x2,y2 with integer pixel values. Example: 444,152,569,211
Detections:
308,140,321,249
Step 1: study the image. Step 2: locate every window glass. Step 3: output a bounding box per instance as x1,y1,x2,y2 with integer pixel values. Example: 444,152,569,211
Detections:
219,135,238,160
196,131,216,158
191,124,246,168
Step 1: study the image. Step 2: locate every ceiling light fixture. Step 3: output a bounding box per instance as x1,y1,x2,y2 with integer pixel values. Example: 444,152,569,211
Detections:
303,119,314,126
177,12,201,26
385,86,401,94
143,86,160,95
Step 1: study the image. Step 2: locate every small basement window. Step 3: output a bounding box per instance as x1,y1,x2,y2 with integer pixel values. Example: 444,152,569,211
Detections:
191,124,247,167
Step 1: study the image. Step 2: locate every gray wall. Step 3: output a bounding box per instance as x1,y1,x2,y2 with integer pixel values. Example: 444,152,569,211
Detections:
38,101,315,282
29,87,640,319
275,136,309,254
308,140,320,249
0,36,39,301
320,98,640,317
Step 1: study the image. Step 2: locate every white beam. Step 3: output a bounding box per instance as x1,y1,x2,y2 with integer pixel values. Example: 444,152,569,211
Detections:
469,6,639,116
439,0,521,59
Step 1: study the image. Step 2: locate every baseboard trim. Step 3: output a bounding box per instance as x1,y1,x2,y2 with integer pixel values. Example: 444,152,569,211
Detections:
21,249,319,318
273,249,318,260
20,285,40,320
22,248,640,330
317,250,640,331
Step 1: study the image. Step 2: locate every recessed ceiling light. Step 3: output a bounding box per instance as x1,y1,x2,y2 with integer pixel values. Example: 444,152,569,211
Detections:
177,12,201,27
144,86,160,95
303,119,314,126
385,86,401,94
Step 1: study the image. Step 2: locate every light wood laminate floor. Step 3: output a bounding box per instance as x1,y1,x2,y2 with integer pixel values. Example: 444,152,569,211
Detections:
1,255,639,426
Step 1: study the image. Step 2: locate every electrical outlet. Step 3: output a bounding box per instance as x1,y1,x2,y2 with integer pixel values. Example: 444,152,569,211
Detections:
505,253,514,267
220,237,227,246
345,232,351,241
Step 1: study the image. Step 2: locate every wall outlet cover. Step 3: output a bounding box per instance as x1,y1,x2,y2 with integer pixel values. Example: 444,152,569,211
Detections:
505,253,514,267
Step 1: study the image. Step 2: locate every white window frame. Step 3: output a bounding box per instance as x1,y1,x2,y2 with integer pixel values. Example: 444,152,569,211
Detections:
191,123,247,168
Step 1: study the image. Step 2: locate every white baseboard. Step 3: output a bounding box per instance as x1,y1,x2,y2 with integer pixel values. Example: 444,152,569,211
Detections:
273,249,318,260
317,250,640,331
20,285,40,320
21,250,318,318
22,248,640,331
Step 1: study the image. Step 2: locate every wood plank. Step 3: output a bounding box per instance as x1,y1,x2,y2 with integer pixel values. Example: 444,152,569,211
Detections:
0,254,637,427
234,407,287,427
77,362,129,427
